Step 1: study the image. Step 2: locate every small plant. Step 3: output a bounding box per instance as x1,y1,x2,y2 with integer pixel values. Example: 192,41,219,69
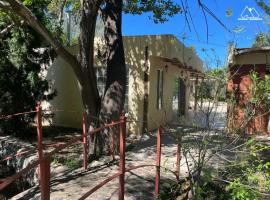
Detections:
227,178,260,200
221,140,270,200
52,156,81,170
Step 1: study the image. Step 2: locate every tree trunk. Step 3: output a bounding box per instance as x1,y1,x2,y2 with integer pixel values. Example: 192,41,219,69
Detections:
99,0,126,153
78,1,101,125
4,0,126,155
76,1,103,156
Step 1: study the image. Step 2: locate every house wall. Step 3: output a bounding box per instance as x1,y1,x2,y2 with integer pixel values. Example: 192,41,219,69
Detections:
43,35,203,134
147,56,191,131
124,35,202,134
123,37,145,135
230,52,270,65
41,46,84,128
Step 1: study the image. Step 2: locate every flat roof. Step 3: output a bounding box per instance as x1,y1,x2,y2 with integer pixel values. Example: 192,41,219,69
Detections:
235,46,270,55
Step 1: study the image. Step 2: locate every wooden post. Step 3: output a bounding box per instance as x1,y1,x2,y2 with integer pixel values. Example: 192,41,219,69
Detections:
119,114,126,200
111,122,115,161
201,77,204,108
194,75,199,111
82,112,88,170
155,127,161,196
36,103,50,200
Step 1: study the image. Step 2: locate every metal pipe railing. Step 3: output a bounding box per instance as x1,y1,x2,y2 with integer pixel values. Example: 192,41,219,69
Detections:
0,104,183,200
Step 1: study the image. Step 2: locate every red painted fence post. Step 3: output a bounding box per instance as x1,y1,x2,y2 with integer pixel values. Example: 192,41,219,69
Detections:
155,126,161,197
36,103,50,200
119,113,126,200
110,121,115,161
82,112,88,170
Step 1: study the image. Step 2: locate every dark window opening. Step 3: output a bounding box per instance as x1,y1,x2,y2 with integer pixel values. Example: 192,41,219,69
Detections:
156,70,164,110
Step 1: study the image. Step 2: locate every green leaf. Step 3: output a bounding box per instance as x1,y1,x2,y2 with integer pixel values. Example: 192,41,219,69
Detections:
233,26,245,33
226,8,233,18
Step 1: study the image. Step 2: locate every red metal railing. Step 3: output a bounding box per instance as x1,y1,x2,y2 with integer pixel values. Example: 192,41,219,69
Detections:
82,112,88,170
0,104,182,200
155,126,161,195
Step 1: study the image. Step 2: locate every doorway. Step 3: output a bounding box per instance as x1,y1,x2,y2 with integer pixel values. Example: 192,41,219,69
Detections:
172,77,186,117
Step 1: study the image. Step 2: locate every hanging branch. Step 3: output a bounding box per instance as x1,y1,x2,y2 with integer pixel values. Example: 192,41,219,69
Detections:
197,0,230,32
1,0,83,83
185,0,200,40
180,0,191,32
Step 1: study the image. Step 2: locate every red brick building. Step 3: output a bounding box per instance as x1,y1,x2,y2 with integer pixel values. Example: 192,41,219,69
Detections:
227,46,270,134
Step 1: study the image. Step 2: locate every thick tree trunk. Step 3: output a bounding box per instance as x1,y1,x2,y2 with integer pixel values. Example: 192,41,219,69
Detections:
78,1,101,125
76,1,103,157
4,0,125,155
99,0,126,153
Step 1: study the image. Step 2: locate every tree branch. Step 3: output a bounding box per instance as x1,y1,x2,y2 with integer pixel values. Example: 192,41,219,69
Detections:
0,19,26,38
197,0,231,41
0,1,11,10
4,0,83,83
58,0,67,29
0,22,14,37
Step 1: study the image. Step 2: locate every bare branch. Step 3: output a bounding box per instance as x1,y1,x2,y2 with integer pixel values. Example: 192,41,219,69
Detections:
180,0,191,32
185,0,199,40
0,1,11,10
0,20,26,38
58,0,67,29
0,22,14,36
197,0,231,41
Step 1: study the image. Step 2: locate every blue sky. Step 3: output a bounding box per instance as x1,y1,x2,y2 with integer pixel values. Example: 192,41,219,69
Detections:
122,0,270,68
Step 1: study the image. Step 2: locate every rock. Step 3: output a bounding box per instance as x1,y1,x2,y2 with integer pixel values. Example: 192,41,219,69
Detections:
0,136,38,186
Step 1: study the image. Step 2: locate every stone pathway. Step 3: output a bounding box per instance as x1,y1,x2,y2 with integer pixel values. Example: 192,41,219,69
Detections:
12,128,189,200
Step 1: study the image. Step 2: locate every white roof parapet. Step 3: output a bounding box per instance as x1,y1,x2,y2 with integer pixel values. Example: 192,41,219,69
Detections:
235,46,270,55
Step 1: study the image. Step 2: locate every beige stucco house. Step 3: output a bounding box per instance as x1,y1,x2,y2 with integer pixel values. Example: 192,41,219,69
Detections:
43,34,204,134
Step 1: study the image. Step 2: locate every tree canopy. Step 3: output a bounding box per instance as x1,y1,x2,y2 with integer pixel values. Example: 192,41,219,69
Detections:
0,0,56,135
252,1,270,47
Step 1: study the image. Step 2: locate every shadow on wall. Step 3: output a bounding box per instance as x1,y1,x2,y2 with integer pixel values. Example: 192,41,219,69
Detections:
41,35,203,133
42,46,84,129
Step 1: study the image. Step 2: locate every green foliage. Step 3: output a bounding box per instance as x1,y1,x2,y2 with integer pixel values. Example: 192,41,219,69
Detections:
0,0,56,135
253,1,270,47
123,0,181,23
228,70,270,134
47,0,182,44
197,81,213,100
232,26,245,34
227,178,260,200
256,0,270,16
159,172,229,200
223,140,270,200
195,68,227,101
249,71,270,109
52,156,81,170
47,0,80,43
160,136,270,200
226,8,233,18
252,32,270,47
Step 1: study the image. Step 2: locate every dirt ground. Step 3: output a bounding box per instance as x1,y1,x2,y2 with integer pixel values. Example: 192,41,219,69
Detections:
5,102,270,199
